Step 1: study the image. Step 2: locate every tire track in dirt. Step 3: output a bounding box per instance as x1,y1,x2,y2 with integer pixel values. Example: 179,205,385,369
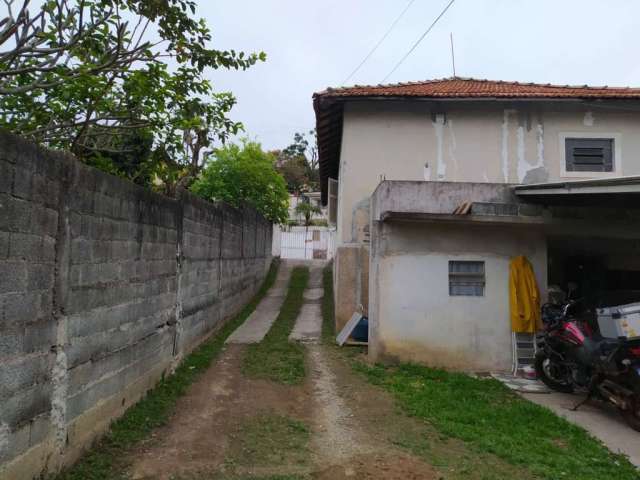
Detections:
127,345,310,480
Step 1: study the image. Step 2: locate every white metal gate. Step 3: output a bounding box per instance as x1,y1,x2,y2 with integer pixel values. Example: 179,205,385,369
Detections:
279,229,335,260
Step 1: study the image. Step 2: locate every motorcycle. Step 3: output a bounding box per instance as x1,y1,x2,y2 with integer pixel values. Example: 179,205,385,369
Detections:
535,293,640,431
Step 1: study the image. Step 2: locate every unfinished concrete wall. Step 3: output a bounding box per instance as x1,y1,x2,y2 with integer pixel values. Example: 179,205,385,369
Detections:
0,132,272,479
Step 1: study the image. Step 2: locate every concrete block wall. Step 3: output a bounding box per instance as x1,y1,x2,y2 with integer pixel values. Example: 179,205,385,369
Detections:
0,135,63,475
0,132,272,479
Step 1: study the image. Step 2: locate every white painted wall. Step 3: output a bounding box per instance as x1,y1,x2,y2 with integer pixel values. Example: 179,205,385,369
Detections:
337,101,640,245
271,224,281,257
369,221,547,372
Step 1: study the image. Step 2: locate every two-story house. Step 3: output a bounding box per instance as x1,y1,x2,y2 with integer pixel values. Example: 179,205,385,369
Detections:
314,77,640,372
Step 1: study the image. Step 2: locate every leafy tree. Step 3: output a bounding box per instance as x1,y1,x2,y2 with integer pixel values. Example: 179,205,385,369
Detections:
191,140,289,224
273,150,307,194
0,0,265,192
294,200,322,227
277,129,319,192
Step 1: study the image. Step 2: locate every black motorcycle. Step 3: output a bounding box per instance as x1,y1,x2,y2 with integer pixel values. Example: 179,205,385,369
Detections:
535,298,640,431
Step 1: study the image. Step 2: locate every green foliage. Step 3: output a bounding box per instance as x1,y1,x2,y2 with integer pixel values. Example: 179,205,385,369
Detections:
277,154,308,194
353,361,639,480
191,140,289,224
294,200,322,226
243,267,309,385
275,130,319,193
53,260,280,480
0,0,265,191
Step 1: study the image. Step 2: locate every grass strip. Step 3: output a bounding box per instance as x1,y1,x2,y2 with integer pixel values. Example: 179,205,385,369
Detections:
321,261,335,344
225,414,309,469
54,259,280,480
243,266,309,385
320,264,637,479
354,361,639,480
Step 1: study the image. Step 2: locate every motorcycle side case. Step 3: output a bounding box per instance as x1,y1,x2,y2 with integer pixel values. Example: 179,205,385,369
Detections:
598,303,640,339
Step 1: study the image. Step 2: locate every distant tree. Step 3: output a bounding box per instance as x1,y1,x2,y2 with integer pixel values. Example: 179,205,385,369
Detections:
276,129,319,192
294,200,322,227
276,154,308,193
191,140,289,224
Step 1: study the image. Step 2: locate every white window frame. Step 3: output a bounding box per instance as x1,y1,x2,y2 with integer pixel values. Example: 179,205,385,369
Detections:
559,132,622,178
448,260,486,297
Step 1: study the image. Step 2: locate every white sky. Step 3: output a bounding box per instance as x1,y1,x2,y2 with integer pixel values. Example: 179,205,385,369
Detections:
200,0,640,150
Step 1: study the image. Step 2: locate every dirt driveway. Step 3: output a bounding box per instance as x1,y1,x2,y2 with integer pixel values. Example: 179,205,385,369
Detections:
124,260,600,480
126,261,439,479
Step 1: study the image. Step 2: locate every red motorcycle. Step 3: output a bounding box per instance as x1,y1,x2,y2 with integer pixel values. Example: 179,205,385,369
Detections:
535,297,640,430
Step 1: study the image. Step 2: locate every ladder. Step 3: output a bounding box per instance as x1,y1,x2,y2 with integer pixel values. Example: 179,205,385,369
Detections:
512,332,536,375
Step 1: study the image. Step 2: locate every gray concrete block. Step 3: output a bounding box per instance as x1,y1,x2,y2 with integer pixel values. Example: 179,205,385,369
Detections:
33,174,59,208
0,262,27,293
12,165,32,200
0,353,52,400
471,202,519,216
4,196,32,233
29,413,51,448
0,421,30,464
70,238,92,264
23,318,56,354
66,330,173,419
0,382,51,429
26,264,54,291
8,233,43,261
0,231,9,259
0,160,13,194
31,204,58,238
0,292,34,326
0,326,24,358
42,237,56,262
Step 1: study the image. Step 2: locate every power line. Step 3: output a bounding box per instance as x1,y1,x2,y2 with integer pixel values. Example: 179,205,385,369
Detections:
341,0,416,86
381,0,456,83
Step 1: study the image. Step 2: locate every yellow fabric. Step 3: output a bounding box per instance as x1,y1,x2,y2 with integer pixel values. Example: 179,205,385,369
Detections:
509,255,542,333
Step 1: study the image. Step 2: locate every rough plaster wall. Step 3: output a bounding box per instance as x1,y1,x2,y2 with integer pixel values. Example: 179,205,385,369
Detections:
0,132,272,479
370,221,547,371
337,102,640,247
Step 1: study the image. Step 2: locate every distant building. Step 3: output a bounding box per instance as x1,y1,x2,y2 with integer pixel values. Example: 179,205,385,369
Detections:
287,192,327,225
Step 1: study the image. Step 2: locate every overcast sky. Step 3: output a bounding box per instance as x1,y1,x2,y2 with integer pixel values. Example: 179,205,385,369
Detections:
198,0,640,151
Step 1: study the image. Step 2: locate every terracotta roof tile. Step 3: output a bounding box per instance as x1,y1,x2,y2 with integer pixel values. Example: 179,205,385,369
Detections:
314,77,640,99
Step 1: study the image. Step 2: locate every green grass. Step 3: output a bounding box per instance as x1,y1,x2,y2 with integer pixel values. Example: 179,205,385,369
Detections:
53,259,281,480
225,414,310,469
319,263,637,479
321,262,335,344
354,361,639,480
243,267,309,385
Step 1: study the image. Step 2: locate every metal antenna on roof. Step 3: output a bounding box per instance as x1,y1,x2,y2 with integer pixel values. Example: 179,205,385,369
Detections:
450,32,456,77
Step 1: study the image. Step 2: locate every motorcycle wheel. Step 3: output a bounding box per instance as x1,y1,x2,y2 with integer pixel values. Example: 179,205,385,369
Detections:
622,396,640,432
534,354,574,393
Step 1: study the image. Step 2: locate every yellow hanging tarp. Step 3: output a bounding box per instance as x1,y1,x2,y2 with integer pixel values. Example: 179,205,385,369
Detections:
509,255,542,333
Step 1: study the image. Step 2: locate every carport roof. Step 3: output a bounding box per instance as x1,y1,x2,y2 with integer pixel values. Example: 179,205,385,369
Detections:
514,176,640,196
